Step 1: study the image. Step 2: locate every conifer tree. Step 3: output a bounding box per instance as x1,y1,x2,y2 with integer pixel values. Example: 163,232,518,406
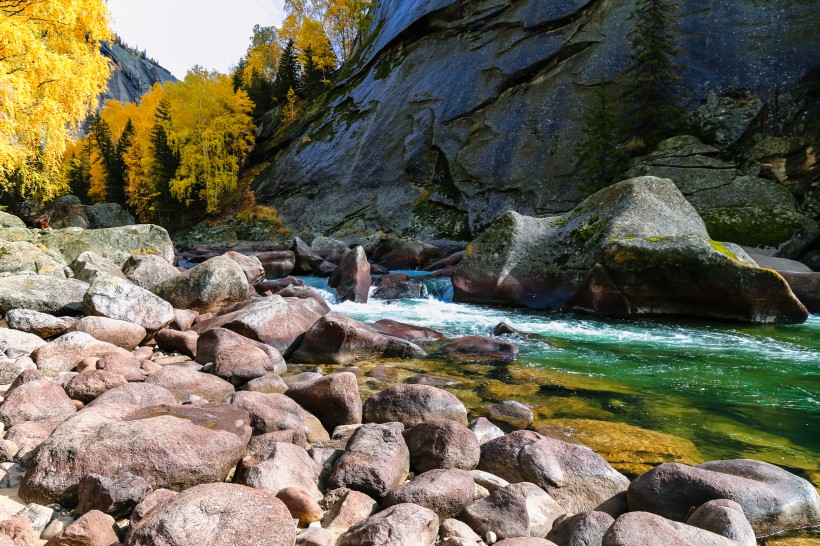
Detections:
302,45,326,99
577,79,627,194
621,0,684,149
108,118,134,205
274,40,303,100
149,98,180,225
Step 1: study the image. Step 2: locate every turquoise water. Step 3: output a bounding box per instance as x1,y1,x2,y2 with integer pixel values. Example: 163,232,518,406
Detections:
299,274,820,481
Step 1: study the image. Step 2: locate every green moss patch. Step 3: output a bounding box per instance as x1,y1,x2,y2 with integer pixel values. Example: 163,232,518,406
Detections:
701,207,813,248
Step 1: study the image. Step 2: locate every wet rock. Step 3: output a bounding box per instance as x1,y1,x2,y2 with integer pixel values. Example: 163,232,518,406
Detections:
384,468,475,519
4,310,71,339
126,483,296,546
290,313,426,364
462,482,565,540
223,251,265,284
242,373,288,394
64,370,128,403
20,403,251,506
478,431,630,512
84,276,174,332
284,372,362,431
687,499,756,546
363,384,468,426
293,238,325,274
404,420,481,473
73,316,147,350
0,275,89,316
469,417,505,445
31,332,137,376
235,442,323,500
44,509,119,546
144,366,234,402
602,511,741,546
277,487,324,527
439,336,519,364
71,251,129,283
328,246,371,303
153,256,249,314
338,503,439,546
369,319,445,342
487,401,533,428
77,472,152,519
627,460,820,536
546,511,615,546
372,273,423,300
328,422,410,498
122,254,181,291
371,237,446,270
228,391,329,442
0,380,76,427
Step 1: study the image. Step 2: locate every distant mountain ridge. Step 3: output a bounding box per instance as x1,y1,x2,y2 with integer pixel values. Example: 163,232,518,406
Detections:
100,39,177,106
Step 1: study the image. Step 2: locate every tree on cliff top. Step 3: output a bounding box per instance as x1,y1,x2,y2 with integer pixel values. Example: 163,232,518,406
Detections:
621,0,685,149
0,0,111,203
577,79,627,194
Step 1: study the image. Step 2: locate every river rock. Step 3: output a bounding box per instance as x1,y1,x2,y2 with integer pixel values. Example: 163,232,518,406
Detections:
130,488,178,525
453,177,808,324
85,202,135,228
469,417,505,445
242,373,289,394
144,366,234,402
440,518,484,545
277,487,324,526
0,275,89,316
192,296,328,353
328,422,410,498
4,310,71,339
487,401,533,427
20,402,251,506
323,488,379,531
495,540,559,546
122,254,181,290
0,211,26,228
228,391,329,442
363,384,468,426
44,509,119,546
284,372,362,430
0,514,37,545
76,472,152,519
41,224,174,264
0,380,76,427
153,255,249,314
371,237,446,270
73,316,147,350
83,276,174,332
1,362,38,390
384,468,475,519
223,251,265,283
369,319,445,342
126,482,296,546
0,241,71,277
328,246,371,303
71,251,129,283
462,482,565,540
64,370,128,403
627,460,820,536
213,344,281,386
439,336,520,364
87,383,176,407
257,250,295,278
153,329,198,358
478,431,630,512
547,511,615,546
686,499,756,546
293,237,324,274
235,441,323,501
404,419,481,473
372,273,424,300
0,328,46,355
290,313,426,364
338,503,439,546
602,511,742,546
32,331,137,376
195,327,284,372
4,419,61,464
311,237,348,257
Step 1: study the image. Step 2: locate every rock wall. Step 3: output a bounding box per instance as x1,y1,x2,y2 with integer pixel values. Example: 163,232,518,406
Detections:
252,0,820,239
101,41,177,106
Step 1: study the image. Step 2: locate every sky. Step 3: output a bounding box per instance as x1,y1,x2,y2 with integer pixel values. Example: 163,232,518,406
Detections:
106,0,286,79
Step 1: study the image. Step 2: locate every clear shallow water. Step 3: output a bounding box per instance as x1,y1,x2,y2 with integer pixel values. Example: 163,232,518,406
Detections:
299,274,820,482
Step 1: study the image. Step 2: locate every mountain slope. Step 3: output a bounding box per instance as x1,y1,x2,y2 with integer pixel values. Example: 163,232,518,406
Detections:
101,40,177,105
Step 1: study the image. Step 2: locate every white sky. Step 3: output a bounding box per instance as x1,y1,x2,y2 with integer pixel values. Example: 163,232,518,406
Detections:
106,0,286,79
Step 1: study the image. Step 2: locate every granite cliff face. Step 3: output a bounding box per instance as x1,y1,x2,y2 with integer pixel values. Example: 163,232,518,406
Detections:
252,0,819,240
101,41,177,106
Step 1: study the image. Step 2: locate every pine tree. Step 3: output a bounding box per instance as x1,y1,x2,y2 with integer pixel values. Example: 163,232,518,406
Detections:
577,79,627,194
107,118,134,206
274,40,303,101
149,98,180,225
302,45,326,99
247,68,276,118
621,0,685,149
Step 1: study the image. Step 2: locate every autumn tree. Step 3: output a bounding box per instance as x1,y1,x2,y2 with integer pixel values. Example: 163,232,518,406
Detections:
576,80,627,194
621,0,685,149
284,0,372,62
0,0,111,203
145,96,180,224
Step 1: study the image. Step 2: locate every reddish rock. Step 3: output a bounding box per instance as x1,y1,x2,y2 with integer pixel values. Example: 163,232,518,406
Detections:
329,247,371,303
44,510,119,546
64,370,128,403
228,391,329,442
154,329,198,359
384,469,475,519
404,419,481,473
602,511,742,546
153,256,249,314
171,309,198,332
213,344,281,386
284,372,362,431
547,511,615,546
371,237,446,270
72,316,147,350
293,238,324,274
439,336,519,364
0,515,37,546
462,482,565,540
235,442,323,501
254,276,305,296
0,380,76,427
87,383,176,407
338,503,439,546
323,489,379,531
423,250,465,272
130,488,178,525
328,423,410,498
77,472,152,519
276,487,324,527
369,319,445,342
4,419,62,464
32,332,135,376
363,384,468,426
95,354,148,382
223,251,265,283
242,373,288,394
144,366,234,403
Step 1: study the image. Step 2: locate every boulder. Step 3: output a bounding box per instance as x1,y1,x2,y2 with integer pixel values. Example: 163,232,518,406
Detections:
122,254,181,290
83,276,175,332
0,241,71,277
153,329,198,358
0,275,89,316
372,273,424,300
323,489,379,532
404,419,481,473
440,518,484,545
71,251,129,283
73,316,147,350
546,511,615,546
32,332,135,376
153,255,249,314
213,344,282,386
20,403,252,506
284,372,362,431
87,383,176,408
0,211,26,228
487,400,533,428
228,391,329,442
276,487,324,527
290,313,426,364
0,515,37,545
627,460,820,536
495,540,559,546
439,336,519,364
778,271,820,313
130,489,178,526
76,472,152,519
424,250,466,272
144,366,234,403
257,250,296,279
235,441,323,501
384,468,475,519
44,509,119,546
371,237,446,270
601,511,743,546
328,422,410,498
195,328,284,374
462,482,565,540
338,503,439,546
311,237,348,257
328,246,371,303
293,237,324,274
242,373,289,394
4,310,72,339
0,357,37,386
363,384,468,426
4,419,62,465
95,353,149,382
126,483,296,546
453,177,808,324
0,328,46,355
369,319,445,342
478,431,630,513
223,251,265,283
47,196,88,229
85,202,136,228
686,499,756,546
40,224,174,264
0,380,76,427
64,370,128,403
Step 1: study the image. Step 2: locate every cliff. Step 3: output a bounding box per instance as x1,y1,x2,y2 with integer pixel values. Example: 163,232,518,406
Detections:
101,40,177,106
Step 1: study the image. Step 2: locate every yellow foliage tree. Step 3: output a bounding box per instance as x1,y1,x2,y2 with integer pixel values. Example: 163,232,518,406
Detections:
164,68,256,214
0,0,112,202
284,0,372,62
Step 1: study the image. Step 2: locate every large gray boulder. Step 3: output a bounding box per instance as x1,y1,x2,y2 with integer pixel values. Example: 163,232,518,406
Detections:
71,251,129,283
0,275,89,315
153,256,249,314
84,276,175,332
40,224,174,264
85,203,136,229
0,241,71,277
453,177,808,324
0,211,26,228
